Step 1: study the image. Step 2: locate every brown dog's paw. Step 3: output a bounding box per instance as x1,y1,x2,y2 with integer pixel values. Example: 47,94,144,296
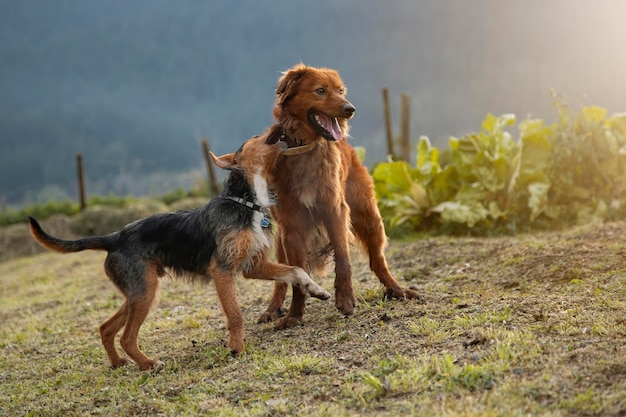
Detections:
335,291,357,316
384,286,424,302
273,315,303,330
110,357,130,369
404,288,424,301
138,359,164,372
257,306,287,324
147,360,165,373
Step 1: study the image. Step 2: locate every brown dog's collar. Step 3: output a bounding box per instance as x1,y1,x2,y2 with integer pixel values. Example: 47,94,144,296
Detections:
282,141,318,156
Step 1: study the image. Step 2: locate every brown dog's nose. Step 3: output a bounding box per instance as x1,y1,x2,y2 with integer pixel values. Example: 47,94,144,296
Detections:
343,102,356,117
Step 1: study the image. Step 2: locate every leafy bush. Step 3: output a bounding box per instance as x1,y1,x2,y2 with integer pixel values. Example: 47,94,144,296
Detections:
544,102,626,226
374,99,626,235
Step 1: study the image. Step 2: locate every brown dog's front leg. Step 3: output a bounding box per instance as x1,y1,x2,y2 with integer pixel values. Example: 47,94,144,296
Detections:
257,281,289,323
273,230,311,329
323,205,356,316
275,286,307,330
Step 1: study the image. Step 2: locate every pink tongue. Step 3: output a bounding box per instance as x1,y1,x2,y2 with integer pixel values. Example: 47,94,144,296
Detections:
319,113,342,141
329,117,342,141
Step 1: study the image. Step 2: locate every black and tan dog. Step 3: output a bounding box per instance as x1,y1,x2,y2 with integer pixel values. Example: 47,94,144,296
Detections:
28,126,330,371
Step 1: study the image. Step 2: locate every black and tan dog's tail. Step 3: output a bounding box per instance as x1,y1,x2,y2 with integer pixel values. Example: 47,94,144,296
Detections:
28,217,113,254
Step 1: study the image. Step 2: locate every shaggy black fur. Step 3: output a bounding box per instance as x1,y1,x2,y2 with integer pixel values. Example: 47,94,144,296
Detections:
28,165,263,296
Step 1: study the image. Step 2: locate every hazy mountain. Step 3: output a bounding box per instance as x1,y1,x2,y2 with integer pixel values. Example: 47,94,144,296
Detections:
2,0,625,207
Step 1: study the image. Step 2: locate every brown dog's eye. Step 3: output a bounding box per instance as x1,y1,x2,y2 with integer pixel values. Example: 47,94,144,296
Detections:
339,88,346,95
315,87,326,95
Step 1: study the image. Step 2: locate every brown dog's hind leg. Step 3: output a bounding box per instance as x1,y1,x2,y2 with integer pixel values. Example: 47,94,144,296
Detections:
355,211,421,300
99,301,129,368
347,162,422,301
119,266,162,371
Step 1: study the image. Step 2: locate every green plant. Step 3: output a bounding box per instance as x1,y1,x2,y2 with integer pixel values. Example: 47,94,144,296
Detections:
545,97,626,225
374,113,521,234
373,97,626,235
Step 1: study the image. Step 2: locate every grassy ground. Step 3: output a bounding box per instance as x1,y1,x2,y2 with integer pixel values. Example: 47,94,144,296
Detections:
1,222,626,416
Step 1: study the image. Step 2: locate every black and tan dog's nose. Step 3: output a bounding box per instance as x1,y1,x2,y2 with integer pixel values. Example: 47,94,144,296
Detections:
342,102,356,118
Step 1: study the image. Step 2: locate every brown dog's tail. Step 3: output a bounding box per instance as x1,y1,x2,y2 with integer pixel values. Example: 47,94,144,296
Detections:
28,217,113,254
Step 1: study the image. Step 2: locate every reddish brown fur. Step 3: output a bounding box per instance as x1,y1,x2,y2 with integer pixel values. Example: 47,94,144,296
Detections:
259,64,421,328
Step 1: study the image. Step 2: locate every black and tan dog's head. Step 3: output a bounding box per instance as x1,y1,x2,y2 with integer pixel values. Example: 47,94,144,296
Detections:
211,126,287,173
273,63,355,144
210,126,288,205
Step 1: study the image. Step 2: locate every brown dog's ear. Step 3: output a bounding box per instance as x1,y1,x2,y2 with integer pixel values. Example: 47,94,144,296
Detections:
276,65,308,105
264,125,286,144
210,151,235,170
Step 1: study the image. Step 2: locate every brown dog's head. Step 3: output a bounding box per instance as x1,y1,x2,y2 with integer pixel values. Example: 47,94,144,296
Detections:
273,63,355,144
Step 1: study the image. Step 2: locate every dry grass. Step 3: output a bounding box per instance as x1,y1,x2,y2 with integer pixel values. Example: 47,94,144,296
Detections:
2,222,626,416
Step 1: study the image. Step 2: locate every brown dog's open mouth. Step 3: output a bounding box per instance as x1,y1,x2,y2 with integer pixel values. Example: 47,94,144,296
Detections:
308,110,343,141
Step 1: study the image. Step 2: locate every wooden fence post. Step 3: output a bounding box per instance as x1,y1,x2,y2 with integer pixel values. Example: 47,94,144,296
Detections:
76,153,86,211
201,139,220,196
382,87,395,160
400,93,411,163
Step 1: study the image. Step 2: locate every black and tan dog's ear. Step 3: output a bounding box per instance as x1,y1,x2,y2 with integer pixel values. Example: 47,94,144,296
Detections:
210,151,236,169
276,64,308,105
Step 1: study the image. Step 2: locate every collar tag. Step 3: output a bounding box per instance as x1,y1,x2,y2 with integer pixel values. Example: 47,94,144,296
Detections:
260,216,271,228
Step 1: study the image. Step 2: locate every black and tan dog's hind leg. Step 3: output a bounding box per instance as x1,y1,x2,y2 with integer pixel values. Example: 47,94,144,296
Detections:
99,301,130,368
98,258,164,371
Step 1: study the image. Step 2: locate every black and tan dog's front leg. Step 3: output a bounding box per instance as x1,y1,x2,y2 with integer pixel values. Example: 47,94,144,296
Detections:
209,263,245,354
244,258,330,301
257,233,290,323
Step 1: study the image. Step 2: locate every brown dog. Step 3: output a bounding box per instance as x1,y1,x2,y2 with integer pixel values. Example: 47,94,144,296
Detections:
257,64,421,329
28,127,330,370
